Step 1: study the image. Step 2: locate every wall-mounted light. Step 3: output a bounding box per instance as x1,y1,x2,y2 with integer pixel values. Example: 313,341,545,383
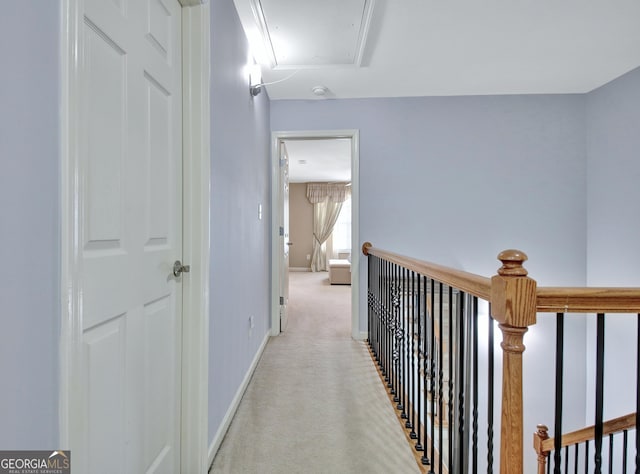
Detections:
249,64,263,97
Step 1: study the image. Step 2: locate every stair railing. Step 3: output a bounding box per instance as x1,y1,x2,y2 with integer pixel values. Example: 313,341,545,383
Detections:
362,242,640,474
363,243,536,473
532,289,640,474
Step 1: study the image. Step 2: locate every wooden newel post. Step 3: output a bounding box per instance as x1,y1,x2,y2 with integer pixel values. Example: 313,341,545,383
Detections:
533,424,550,474
490,250,537,474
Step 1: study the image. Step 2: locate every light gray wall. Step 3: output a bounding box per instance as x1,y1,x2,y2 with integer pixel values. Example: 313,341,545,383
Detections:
586,66,640,285
271,95,588,299
208,0,272,447
271,94,589,464
585,66,640,420
0,1,60,449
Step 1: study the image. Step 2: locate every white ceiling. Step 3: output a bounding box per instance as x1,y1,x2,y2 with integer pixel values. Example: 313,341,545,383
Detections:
284,138,351,183
234,0,640,100
250,0,375,68
237,0,640,180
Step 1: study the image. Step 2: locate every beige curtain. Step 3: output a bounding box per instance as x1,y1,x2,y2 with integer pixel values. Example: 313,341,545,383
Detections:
306,183,350,204
307,183,350,272
311,200,343,271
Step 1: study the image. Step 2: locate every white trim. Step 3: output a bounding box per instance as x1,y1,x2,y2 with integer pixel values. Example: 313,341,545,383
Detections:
207,332,271,467
350,131,361,340
270,130,360,339
181,4,211,473
60,1,211,471
59,0,82,450
289,267,311,272
358,331,368,341
179,0,207,6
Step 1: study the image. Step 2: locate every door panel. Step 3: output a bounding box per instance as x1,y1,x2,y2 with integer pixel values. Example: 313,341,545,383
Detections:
78,0,183,472
84,315,126,472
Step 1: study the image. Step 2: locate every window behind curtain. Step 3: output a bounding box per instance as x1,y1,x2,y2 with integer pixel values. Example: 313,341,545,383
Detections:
332,197,351,257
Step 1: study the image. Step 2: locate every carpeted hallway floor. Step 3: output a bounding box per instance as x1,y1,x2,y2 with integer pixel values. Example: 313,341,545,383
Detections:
209,271,420,474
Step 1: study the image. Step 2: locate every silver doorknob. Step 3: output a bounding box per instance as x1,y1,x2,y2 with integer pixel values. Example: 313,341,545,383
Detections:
173,260,191,277
286,242,294,246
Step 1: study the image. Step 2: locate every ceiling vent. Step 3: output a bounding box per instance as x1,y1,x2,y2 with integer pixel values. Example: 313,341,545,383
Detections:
249,0,375,69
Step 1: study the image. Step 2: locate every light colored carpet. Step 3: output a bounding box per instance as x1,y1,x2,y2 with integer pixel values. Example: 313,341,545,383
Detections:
209,271,420,474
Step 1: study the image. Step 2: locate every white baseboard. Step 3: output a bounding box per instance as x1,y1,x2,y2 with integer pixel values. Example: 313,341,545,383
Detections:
357,331,368,341
289,267,311,272
207,331,270,470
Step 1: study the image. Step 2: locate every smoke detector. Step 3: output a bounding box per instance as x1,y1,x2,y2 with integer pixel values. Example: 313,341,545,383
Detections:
312,85,328,96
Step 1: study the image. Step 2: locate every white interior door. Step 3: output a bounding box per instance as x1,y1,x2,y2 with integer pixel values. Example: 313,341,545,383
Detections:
77,0,183,471
279,142,290,332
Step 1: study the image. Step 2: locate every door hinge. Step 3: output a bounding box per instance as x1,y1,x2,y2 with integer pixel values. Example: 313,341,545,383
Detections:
280,296,284,305
279,226,284,236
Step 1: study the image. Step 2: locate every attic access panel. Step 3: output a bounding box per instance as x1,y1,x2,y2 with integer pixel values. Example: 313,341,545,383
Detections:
253,0,375,68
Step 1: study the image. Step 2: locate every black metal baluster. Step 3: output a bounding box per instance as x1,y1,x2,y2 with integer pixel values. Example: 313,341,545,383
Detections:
376,258,382,364
415,274,423,452
622,430,628,474
438,282,444,474
378,260,388,370
608,434,613,474
370,255,375,351
367,256,372,352
472,297,478,474
574,444,579,474
564,446,569,472
585,440,590,473
390,263,396,394
448,286,454,470
400,266,408,420
409,271,417,439
554,313,565,474
428,280,436,474
397,266,405,416
376,259,381,358
416,276,428,458
635,313,640,472
383,260,389,380
594,313,605,474
458,292,467,472
367,254,371,346
388,262,394,391
402,267,408,424
378,260,389,382
391,262,396,390
421,278,432,466
375,256,381,362
487,306,495,474
395,264,400,401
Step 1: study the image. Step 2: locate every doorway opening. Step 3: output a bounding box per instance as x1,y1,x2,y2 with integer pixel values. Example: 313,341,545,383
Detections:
270,130,361,340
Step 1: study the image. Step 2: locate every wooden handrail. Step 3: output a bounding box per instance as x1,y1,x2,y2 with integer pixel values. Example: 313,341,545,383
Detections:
361,242,492,300
539,412,636,451
534,413,636,473
361,243,640,314
537,287,640,313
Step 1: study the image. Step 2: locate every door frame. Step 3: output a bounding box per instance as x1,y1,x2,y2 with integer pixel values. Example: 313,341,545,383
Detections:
59,1,211,472
270,130,361,340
